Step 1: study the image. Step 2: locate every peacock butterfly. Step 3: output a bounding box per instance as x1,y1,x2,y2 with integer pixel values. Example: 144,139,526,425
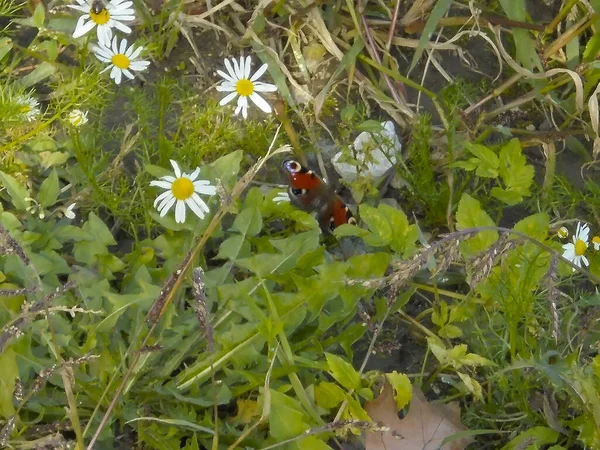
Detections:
281,159,357,233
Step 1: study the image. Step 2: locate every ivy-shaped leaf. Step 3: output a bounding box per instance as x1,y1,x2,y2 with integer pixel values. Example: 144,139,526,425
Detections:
455,193,498,257
491,139,534,205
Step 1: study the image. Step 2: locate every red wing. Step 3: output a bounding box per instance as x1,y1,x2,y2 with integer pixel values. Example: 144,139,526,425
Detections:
282,159,356,233
282,159,322,190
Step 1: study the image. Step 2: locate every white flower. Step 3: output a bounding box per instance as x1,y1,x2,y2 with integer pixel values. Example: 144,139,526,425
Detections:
216,56,277,119
69,0,135,47
593,236,600,251
273,191,290,203
562,222,590,270
64,203,77,219
332,121,401,182
150,160,216,224
92,37,150,84
68,109,89,127
16,94,40,122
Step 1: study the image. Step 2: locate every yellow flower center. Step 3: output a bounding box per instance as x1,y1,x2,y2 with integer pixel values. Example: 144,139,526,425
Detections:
90,8,110,25
575,239,587,256
236,79,254,97
171,177,194,200
20,105,31,114
594,236,600,245
111,53,130,69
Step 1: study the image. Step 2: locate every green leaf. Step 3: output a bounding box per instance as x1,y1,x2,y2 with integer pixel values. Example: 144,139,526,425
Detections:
0,38,13,62
215,235,250,260
380,205,419,255
36,40,59,61
465,143,499,178
0,171,30,210
314,382,346,409
231,207,262,236
210,150,243,186
513,212,549,241
492,138,534,205
299,436,333,450
39,151,69,168
455,193,498,257
0,348,17,418
32,3,45,28
82,212,116,246
385,371,412,409
37,169,59,207
325,352,361,390
18,62,56,89
501,426,558,449
584,34,600,62
338,205,417,256
498,0,542,71
265,389,311,441
408,0,453,73
457,372,483,400
236,230,319,277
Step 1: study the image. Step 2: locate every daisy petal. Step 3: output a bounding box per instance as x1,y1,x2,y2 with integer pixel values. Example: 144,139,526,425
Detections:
158,196,176,216
153,190,172,208
186,196,207,219
244,55,252,79
250,63,268,81
191,193,210,213
150,180,173,189
249,92,272,113
217,69,235,82
175,200,186,223
170,160,182,177
224,58,237,80
219,91,238,106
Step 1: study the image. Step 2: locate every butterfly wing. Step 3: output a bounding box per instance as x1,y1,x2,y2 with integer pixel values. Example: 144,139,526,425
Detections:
282,159,356,233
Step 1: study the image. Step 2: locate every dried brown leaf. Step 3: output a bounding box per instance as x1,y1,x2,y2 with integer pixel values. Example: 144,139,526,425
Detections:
365,382,472,450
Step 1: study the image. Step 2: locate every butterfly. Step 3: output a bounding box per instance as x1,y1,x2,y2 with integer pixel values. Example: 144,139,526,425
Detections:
281,159,357,233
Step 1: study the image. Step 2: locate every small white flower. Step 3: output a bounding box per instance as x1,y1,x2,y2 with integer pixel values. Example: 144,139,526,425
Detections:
69,0,135,47
16,94,40,122
64,203,77,219
67,109,89,127
150,160,216,224
273,191,290,203
562,222,590,271
92,37,150,84
332,121,400,182
593,236,600,251
216,56,277,119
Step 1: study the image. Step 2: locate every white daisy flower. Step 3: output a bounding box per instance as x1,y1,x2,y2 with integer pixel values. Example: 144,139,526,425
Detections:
69,0,135,47
216,56,277,119
67,109,89,127
593,236,600,251
562,222,590,270
273,191,290,203
92,37,150,85
150,160,216,224
64,203,77,219
16,94,40,122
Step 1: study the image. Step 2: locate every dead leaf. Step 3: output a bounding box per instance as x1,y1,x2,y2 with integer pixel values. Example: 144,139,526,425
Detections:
365,382,472,450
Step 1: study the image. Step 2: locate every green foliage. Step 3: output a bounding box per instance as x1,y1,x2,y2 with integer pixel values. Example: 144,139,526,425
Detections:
3,1,600,449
